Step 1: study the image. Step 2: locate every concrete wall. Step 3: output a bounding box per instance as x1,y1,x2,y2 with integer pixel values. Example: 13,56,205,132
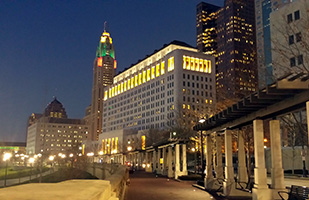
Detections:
0,180,118,200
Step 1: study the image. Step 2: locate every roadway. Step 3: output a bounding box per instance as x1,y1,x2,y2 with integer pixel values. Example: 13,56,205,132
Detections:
125,171,214,200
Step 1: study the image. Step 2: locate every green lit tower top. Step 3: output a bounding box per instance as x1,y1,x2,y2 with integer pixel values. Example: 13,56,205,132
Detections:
96,29,115,59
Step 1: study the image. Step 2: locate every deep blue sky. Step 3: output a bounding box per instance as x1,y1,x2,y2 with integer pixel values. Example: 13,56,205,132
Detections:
0,0,224,142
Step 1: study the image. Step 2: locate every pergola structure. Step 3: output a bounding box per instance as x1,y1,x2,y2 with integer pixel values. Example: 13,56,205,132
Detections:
193,73,309,200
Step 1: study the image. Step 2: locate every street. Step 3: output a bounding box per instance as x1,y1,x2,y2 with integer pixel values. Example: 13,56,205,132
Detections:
125,171,214,200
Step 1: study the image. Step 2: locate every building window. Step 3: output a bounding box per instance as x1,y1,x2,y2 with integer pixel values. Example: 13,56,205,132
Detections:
298,55,303,65
287,13,293,23
289,35,294,45
296,32,302,42
294,10,300,21
290,57,296,67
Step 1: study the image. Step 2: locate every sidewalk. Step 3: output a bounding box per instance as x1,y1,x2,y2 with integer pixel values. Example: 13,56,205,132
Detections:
0,169,55,187
267,176,309,187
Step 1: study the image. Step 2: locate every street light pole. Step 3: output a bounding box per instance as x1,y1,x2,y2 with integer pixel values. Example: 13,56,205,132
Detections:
200,131,205,179
4,160,8,187
198,118,206,180
3,152,12,187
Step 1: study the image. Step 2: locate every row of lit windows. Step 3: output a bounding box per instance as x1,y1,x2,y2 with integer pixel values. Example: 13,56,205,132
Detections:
104,57,174,101
183,56,211,73
102,137,118,154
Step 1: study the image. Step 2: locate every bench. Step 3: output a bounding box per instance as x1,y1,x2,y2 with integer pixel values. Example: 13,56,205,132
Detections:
235,178,254,193
278,185,309,200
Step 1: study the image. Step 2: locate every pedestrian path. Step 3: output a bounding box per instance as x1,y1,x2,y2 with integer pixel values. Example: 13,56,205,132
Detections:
125,171,214,200
267,176,309,187
0,169,55,187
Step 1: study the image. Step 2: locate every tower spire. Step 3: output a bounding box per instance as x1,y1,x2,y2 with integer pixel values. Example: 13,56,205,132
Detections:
104,21,107,32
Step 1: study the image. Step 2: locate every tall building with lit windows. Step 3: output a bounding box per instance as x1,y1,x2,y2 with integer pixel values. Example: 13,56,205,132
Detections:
26,98,88,155
197,0,258,101
84,26,117,141
98,41,216,153
196,2,221,54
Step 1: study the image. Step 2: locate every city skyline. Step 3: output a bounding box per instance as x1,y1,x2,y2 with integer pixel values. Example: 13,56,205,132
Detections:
0,0,224,142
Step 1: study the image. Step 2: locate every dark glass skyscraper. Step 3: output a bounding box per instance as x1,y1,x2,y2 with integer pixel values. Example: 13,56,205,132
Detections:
196,2,221,55
197,0,258,102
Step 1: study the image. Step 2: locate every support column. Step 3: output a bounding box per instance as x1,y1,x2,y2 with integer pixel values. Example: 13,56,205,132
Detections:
223,129,235,195
252,119,271,200
175,144,180,179
182,144,188,175
145,152,151,172
163,147,167,175
237,130,248,184
270,120,287,199
216,134,224,179
223,129,248,197
157,148,162,174
152,150,156,173
205,133,214,189
307,101,309,146
168,146,173,178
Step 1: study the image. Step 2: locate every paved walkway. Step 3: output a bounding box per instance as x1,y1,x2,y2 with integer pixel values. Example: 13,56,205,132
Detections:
125,171,214,200
267,176,309,187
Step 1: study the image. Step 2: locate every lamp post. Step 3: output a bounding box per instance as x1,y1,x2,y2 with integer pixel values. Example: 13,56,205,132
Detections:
49,155,54,174
199,118,206,179
29,157,35,182
3,153,12,187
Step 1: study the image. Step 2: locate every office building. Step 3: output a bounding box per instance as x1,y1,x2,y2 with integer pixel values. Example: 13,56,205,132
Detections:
26,98,88,155
197,0,258,101
270,0,308,78
196,2,221,55
99,41,216,153
255,0,293,88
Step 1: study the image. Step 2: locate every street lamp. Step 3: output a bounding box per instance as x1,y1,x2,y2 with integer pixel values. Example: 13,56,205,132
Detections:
3,152,12,187
199,118,206,179
29,157,35,182
127,146,132,151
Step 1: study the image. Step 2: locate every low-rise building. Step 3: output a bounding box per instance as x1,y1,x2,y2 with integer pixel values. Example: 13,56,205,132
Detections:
26,98,89,155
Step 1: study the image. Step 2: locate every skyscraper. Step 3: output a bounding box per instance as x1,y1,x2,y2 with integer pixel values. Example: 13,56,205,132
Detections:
85,24,116,141
196,2,221,55
197,0,258,102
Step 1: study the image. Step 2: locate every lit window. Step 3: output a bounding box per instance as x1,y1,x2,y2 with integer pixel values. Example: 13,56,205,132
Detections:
124,81,127,91
139,73,142,85
134,75,138,87
156,64,160,77
143,71,146,83
183,104,186,109
168,57,174,71
195,58,199,71
121,82,123,93
147,69,151,81
151,66,155,79
109,88,111,97
115,86,118,95
128,79,131,90
161,61,165,75
118,83,120,94
104,91,108,100
131,77,134,88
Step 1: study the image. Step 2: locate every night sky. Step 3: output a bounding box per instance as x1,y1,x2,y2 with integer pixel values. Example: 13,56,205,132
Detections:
0,0,224,142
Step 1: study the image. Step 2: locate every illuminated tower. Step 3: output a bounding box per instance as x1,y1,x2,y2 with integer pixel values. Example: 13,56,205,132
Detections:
89,23,117,141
